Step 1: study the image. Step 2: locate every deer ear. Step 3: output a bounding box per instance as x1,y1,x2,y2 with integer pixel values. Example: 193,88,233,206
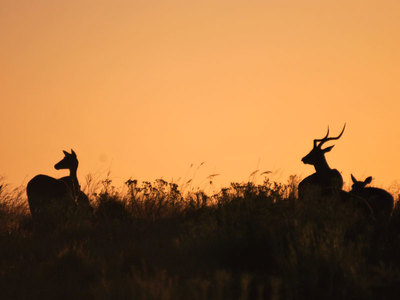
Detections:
364,177,372,185
323,145,334,153
63,150,69,156
71,149,76,157
351,174,357,183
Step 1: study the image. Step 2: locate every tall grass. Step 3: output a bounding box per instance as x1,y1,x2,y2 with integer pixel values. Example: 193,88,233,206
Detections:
1,176,400,299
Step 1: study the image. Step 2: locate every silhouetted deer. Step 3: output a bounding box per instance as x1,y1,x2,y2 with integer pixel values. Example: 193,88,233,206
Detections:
27,150,92,221
298,125,346,199
55,150,92,216
350,174,393,220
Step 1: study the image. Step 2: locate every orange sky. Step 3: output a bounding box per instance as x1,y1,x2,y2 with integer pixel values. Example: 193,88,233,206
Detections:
1,0,400,191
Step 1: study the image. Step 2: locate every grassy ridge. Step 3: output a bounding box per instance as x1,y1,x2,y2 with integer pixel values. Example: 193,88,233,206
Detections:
1,177,400,300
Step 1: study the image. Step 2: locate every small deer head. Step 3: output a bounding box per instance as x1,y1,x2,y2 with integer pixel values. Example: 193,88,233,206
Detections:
351,174,372,192
302,124,346,167
54,149,78,171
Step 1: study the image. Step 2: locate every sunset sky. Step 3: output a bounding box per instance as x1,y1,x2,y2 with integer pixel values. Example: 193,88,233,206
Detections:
1,0,400,191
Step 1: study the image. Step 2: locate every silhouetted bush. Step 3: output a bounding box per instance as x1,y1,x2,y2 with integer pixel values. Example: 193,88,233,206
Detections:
1,177,400,299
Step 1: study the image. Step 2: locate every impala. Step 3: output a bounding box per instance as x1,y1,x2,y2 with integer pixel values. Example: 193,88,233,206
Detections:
298,125,346,199
26,149,91,221
350,174,393,219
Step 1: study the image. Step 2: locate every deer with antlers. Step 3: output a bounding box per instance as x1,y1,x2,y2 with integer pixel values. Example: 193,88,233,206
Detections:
298,125,346,200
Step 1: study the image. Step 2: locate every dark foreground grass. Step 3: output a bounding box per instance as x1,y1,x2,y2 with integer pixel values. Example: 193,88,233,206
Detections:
1,177,400,300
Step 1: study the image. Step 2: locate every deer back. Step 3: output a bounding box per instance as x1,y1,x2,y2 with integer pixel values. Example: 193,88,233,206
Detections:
351,187,393,218
299,169,343,199
27,174,76,220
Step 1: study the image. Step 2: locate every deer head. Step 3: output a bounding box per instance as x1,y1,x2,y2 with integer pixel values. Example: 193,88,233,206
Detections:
302,124,346,170
351,174,372,192
54,149,78,171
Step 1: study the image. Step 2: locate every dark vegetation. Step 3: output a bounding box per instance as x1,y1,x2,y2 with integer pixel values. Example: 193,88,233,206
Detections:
1,176,400,300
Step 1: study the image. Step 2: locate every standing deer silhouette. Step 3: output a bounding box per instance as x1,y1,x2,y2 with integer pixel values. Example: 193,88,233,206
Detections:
298,125,346,199
350,174,393,220
27,149,91,221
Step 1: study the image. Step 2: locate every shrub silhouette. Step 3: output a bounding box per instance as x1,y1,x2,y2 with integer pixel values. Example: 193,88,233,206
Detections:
1,175,400,299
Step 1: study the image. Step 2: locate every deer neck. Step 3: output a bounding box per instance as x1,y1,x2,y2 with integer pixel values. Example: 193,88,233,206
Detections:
69,167,80,192
314,157,331,174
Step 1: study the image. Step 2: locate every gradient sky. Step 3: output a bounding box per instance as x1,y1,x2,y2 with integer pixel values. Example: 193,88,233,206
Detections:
1,0,400,191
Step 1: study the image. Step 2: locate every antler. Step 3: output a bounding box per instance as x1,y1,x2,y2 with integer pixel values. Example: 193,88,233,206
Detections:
314,124,346,149
313,126,330,148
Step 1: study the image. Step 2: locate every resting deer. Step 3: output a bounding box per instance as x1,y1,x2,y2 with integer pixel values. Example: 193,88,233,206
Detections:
27,150,91,221
350,174,393,220
298,125,346,199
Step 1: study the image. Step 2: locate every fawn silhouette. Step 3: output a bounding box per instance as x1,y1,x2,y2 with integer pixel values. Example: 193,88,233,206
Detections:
350,174,393,220
27,149,91,221
298,125,346,199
